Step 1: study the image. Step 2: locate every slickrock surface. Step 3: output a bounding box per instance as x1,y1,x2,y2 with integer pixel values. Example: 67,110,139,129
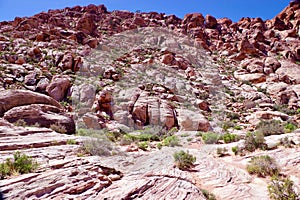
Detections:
0,1,300,199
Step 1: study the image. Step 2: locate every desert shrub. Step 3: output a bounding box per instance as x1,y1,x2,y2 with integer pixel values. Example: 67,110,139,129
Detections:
13,119,27,127
173,150,196,170
233,125,242,130
222,133,239,143
66,139,76,145
284,123,297,133
222,121,235,131
202,132,220,144
273,104,297,116
244,132,267,152
50,123,67,134
180,133,190,137
196,132,203,137
231,146,239,155
226,112,240,120
162,135,180,147
201,189,217,200
216,147,228,157
82,136,115,156
246,155,279,177
137,141,148,151
279,137,294,148
124,133,160,142
157,143,162,150
256,120,284,136
268,176,298,200
0,151,38,179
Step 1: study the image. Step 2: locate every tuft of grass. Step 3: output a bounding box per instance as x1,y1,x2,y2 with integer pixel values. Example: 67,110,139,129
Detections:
173,150,196,170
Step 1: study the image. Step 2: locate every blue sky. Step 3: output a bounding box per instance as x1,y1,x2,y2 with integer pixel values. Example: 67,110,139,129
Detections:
0,0,290,22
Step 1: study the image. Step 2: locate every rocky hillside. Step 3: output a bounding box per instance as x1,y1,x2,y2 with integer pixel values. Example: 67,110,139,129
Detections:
0,2,300,200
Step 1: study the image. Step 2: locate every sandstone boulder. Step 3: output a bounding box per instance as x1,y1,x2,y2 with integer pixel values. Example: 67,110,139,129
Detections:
276,60,300,84
46,75,71,101
182,13,205,29
3,104,75,134
205,15,218,29
177,109,210,131
0,90,62,116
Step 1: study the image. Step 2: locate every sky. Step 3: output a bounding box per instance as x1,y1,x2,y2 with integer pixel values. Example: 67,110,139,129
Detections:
0,0,291,22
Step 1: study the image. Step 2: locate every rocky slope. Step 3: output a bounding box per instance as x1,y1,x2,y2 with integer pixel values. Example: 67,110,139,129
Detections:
0,1,300,200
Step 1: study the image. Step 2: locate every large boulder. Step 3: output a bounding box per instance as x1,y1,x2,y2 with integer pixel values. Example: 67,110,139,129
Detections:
0,90,62,117
76,13,96,35
276,60,300,84
177,109,210,131
182,13,205,29
46,75,71,101
3,104,75,134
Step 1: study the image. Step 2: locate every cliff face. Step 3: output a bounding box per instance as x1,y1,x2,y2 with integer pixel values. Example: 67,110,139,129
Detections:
0,2,299,200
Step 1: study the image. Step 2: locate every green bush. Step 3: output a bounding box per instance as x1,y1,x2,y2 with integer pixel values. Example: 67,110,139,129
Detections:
231,146,239,155
202,132,220,144
284,123,297,133
173,150,196,170
244,132,267,152
222,133,239,143
137,141,148,151
162,135,180,147
0,151,38,179
268,176,298,200
246,155,279,177
256,120,284,136
157,143,162,150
